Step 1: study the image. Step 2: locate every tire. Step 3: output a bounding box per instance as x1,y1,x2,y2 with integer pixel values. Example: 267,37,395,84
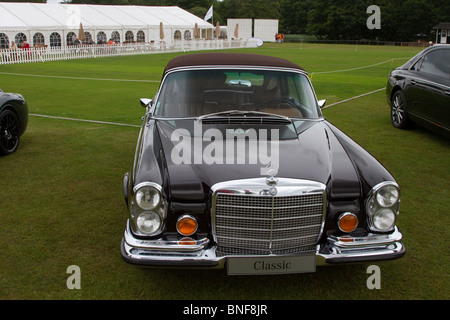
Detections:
0,109,21,155
390,90,411,129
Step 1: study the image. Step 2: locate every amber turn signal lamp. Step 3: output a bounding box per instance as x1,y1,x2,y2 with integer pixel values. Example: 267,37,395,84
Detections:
338,212,358,233
176,215,198,236
338,235,355,243
179,237,196,246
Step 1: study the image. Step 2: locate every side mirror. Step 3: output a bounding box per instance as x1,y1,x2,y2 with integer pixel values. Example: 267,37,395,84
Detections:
318,99,326,108
140,98,152,108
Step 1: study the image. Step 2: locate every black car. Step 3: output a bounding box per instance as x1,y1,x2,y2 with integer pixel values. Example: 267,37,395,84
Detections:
121,53,405,275
0,89,28,155
386,45,450,138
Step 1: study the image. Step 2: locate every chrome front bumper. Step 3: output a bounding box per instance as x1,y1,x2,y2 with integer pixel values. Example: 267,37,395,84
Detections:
121,220,405,271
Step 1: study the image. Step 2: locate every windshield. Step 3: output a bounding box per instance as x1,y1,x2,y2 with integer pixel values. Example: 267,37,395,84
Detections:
153,69,320,119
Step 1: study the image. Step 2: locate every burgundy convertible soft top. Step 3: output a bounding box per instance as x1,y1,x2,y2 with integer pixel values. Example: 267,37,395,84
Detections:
163,53,306,74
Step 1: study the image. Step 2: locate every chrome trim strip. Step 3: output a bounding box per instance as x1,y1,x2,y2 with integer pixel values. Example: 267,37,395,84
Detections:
369,181,400,195
132,181,163,194
210,177,327,194
328,226,403,248
405,75,450,90
121,223,405,268
165,65,309,76
316,241,405,265
216,203,323,210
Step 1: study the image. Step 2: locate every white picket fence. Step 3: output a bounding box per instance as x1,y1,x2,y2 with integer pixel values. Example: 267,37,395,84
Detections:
0,39,253,65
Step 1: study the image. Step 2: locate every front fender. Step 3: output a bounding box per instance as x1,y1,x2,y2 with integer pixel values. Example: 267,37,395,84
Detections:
325,121,396,196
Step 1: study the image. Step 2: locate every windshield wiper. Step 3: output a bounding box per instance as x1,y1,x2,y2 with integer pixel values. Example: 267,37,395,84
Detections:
197,110,291,121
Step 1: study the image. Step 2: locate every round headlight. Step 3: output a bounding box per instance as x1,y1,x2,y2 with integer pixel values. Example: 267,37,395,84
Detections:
135,186,161,210
376,185,399,207
136,211,161,235
373,208,396,231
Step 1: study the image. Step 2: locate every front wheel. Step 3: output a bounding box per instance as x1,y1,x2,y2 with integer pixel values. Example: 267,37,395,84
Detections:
0,109,21,155
391,90,411,129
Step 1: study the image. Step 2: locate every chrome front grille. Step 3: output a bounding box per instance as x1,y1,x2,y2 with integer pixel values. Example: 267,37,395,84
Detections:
212,178,326,256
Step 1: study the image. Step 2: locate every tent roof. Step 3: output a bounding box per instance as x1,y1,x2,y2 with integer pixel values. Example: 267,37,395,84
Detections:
433,22,450,30
0,3,213,31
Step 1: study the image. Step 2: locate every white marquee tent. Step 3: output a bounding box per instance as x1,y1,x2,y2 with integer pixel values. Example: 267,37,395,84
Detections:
0,3,214,48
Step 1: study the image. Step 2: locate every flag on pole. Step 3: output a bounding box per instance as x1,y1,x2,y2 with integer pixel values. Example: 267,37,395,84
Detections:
204,5,213,21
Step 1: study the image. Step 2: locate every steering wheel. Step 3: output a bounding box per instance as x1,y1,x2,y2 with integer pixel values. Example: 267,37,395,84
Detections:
256,98,299,111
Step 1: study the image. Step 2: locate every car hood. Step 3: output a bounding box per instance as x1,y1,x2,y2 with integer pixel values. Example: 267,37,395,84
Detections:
154,119,360,202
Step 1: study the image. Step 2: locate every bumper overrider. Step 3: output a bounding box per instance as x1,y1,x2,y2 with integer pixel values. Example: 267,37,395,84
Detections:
121,221,405,274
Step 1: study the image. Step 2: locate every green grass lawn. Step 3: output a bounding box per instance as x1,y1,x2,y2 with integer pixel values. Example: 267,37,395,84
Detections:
0,44,448,300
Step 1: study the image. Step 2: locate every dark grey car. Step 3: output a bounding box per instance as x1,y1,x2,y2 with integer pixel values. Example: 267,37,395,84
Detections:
0,89,28,155
386,45,450,138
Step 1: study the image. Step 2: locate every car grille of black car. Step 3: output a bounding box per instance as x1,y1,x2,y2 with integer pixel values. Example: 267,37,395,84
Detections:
213,192,325,256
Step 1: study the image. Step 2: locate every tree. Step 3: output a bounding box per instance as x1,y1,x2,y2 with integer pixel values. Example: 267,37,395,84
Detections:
306,0,374,40
279,0,313,34
42,0,450,41
215,0,279,21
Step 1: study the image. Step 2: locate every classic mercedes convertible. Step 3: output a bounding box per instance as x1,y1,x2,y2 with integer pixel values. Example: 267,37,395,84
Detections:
121,53,405,275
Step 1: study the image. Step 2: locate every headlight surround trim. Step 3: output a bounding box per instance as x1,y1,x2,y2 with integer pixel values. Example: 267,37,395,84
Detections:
131,182,166,236
366,181,400,232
